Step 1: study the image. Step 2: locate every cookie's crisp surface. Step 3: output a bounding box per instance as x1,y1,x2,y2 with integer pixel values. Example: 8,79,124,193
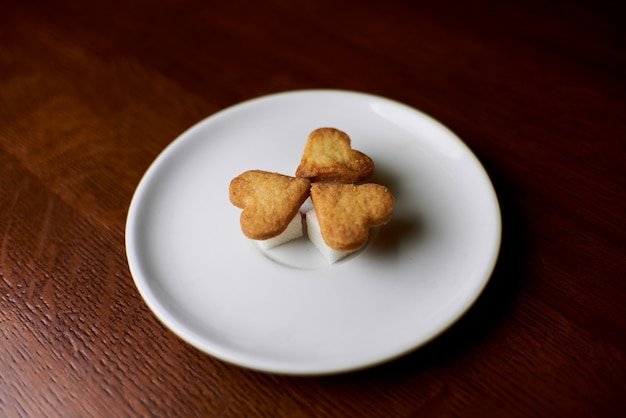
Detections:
229,170,311,240
310,182,394,252
296,128,374,183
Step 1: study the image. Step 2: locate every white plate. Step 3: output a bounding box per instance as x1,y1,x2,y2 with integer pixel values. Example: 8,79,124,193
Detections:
125,90,501,375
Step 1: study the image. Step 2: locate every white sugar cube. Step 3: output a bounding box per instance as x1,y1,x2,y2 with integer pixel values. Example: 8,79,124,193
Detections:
255,212,304,250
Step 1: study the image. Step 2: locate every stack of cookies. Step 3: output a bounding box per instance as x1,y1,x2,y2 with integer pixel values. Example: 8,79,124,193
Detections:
229,128,394,263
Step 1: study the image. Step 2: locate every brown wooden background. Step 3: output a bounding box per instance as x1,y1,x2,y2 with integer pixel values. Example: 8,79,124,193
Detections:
1,0,625,416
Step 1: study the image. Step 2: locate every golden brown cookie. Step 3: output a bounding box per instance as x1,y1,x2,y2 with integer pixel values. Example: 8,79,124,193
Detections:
295,128,374,183
310,182,394,252
229,170,311,240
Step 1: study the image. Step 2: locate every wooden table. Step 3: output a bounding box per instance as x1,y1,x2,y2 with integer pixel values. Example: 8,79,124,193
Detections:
2,1,625,416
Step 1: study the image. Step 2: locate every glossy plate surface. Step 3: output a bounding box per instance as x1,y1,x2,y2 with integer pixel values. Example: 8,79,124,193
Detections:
125,90,501,375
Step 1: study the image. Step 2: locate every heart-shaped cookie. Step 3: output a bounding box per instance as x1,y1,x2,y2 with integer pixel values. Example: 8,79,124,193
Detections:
229,170,311,240
296,128,374,183
310,182,394,252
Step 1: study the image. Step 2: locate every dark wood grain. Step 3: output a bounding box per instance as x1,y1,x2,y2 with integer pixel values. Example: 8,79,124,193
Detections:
1,0,625,416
